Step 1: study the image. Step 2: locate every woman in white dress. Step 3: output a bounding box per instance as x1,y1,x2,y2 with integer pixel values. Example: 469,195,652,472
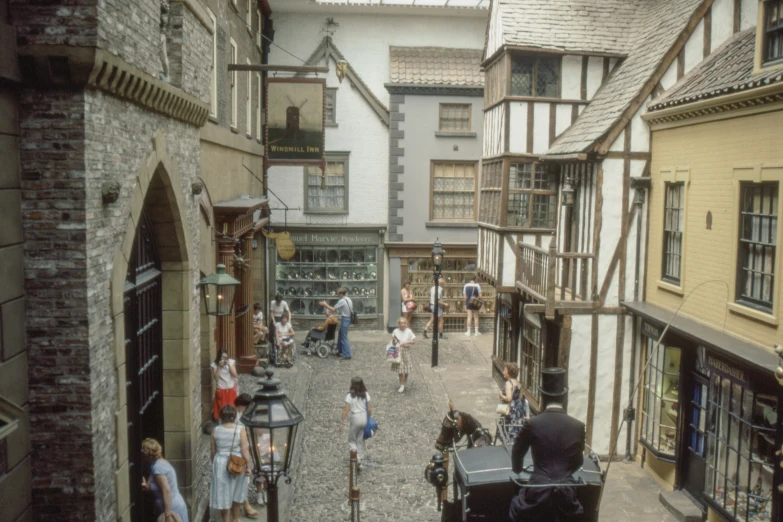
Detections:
210,404,252,522
390,317,416,393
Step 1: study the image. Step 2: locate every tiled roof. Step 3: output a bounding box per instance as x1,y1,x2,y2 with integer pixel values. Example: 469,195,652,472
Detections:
389,47,484,87
546,0,704,156
649,28,783,111
496,0,645,56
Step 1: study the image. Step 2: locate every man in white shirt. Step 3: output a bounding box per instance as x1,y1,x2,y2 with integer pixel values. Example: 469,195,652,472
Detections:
320,287,353,359
423,278,448,339
270,293,291,323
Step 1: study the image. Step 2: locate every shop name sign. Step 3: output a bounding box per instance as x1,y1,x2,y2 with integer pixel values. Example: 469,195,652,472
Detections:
706,355,749,387
641,320,663,340
289,232,376,244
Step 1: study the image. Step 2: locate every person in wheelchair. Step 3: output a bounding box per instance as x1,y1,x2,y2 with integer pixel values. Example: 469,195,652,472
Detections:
275,315,295,367
304,308,339,353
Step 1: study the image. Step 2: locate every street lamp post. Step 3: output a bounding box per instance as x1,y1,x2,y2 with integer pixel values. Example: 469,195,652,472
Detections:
431,239,445,367
241,370,304,522
199,264,241,316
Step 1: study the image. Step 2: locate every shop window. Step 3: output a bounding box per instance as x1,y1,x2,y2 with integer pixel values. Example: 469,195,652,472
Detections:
325,89,337,126
662,182,684,284
703,374,776,522
765,0,783,64
406,257,495,317
439,103,471,132
640,339,681,458
431,162,477,221
510,56,560,98
507,163,556,229
304,154,348,213
479,160,503,226
736,182,778,313
274,246,378,317
520,315,543,405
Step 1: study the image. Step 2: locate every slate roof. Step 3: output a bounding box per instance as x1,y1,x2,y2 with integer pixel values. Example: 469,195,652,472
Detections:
495,0,645,56
649,28,783,111
546,0,705,156
389,47,484,87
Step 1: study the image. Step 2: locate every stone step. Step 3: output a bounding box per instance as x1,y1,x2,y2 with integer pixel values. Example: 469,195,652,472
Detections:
659,490,703,522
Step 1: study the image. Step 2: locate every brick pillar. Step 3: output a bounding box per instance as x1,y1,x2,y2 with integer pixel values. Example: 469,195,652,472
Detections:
236,233,257,373
217,237,236,358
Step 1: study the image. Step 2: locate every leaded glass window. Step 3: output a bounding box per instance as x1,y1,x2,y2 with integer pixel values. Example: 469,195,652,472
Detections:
765,0,783,63
479,160,503,226
520,315,543,404
511,56,560,98
431,162,476,220
305,155,348,213
663,182,684,284
439,103,471,131
736,182,777,312
507,163,556,228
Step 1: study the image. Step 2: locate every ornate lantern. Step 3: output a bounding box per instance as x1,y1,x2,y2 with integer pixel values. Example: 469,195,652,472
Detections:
199,264,241,316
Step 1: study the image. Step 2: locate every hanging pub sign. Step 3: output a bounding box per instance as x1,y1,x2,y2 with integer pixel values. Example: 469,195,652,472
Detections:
262,230,296,260
265,78,325,165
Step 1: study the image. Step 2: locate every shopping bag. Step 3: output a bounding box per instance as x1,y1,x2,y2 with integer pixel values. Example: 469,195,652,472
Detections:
386,343,401,364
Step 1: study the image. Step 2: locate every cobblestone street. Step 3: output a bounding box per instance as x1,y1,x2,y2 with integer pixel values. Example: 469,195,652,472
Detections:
226,330,680,522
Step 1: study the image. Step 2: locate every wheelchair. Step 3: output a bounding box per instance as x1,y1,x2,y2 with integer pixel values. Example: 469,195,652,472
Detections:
271,336,296,367
302,322,339,358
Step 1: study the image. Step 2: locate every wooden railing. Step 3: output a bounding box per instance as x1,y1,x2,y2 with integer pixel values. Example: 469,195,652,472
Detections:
516,239,594,318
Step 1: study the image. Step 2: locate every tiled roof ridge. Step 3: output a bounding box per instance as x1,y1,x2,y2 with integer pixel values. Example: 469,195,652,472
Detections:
389,46,484,87
648,27,783,111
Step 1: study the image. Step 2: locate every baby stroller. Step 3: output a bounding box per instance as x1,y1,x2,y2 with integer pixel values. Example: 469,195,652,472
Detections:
302,322,338,359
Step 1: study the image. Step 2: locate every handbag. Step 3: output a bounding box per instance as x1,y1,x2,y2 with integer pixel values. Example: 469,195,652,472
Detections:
226,425,247,475
364,397,377,439
386,343,401,364
406,300,417,310
423,303,432,313
495,402,510,416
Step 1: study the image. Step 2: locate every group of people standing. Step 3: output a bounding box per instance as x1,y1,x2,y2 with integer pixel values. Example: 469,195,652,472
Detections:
400,275,483,339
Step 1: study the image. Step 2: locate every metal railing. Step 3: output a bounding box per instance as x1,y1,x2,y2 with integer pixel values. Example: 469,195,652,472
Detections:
517,239,594,317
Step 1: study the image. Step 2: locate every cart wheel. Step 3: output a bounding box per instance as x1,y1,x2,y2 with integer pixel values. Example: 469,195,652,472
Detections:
316,342,329,359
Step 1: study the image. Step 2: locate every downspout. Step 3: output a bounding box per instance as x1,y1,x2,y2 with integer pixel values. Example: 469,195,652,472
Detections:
625,187,645,461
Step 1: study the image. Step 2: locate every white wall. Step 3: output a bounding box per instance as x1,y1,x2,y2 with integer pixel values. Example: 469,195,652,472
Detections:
532,103,550,154
561,56,582,99
269,13,487,107
712,0,736,51
596,159,624,306
740,0,758,31
585,56,604,99
508,102,528,153
568,315,593,426
484,104,506,157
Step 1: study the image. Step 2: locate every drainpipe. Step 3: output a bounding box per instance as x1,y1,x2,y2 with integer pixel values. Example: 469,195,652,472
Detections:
625,187,645,462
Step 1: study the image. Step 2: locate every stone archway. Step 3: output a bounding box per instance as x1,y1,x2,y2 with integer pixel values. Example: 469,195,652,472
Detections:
110,133,197,521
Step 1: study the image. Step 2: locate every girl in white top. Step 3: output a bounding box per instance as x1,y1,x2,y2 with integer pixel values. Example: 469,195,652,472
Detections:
339,377,372,461
390,317,416,393
275,315,295,366
210,349,238,420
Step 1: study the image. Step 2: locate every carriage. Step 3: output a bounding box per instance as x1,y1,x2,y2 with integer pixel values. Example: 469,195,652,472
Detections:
426,406,606,522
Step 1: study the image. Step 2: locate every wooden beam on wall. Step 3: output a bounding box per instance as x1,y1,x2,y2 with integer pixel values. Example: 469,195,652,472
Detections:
586,313,599,447
704,7,712,58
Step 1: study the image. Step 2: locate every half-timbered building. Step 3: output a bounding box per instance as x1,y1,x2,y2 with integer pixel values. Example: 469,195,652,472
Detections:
479,0,760,457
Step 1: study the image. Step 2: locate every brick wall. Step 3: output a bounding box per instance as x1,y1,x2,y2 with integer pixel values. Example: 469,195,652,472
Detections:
647,109,783,350
10,1,98,48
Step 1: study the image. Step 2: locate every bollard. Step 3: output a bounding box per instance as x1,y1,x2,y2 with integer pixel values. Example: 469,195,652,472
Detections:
349,449,358,489
350,486,360,521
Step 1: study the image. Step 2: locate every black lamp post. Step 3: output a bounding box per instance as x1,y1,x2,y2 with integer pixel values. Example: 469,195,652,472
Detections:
199,264,241,316
241,370,304,522
431,239,445,367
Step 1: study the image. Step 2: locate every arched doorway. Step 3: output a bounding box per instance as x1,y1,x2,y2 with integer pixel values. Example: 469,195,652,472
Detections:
125,208,164,521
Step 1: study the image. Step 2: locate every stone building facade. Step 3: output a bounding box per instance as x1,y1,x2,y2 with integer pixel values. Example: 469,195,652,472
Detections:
0,0,226,520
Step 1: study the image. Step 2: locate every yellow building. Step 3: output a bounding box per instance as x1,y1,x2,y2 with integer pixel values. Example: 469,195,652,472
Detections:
625,9,783,522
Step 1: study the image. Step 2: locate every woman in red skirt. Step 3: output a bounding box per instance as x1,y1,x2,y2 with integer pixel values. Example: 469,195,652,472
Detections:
210,349,238,421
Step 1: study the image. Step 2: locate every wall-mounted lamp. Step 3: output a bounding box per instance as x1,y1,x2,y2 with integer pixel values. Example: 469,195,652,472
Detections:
634,188,645,207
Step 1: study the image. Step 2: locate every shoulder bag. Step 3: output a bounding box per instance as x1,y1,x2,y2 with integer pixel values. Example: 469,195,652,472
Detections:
363,397,378,439
347,298,359,325
226,425,247,475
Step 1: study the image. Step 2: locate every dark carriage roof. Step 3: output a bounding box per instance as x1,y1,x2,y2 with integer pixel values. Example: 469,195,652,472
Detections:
452,445,603,487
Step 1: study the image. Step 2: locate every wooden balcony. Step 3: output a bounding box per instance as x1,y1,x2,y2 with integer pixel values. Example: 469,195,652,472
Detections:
516,240,595,318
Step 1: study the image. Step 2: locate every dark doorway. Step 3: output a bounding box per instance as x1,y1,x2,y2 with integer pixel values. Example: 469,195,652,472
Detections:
125,208,164,522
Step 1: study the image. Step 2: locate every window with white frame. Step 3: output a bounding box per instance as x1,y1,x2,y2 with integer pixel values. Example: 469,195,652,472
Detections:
736,182,778,313
246,58,252,135
256,72,262,139
230,38,237,128
765,0,783,64
257,8,262,48
431,161,477,221
304,153,349,213
208,8,217,118
325,88,337,126
246,0,252,30
662,182,684,284
439,103,471,131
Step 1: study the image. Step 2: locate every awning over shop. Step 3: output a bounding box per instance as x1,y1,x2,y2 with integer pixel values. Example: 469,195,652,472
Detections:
622,300,778,374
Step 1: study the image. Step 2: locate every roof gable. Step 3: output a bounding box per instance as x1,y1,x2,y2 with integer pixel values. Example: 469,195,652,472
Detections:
389,47,484,87
546,0,709,156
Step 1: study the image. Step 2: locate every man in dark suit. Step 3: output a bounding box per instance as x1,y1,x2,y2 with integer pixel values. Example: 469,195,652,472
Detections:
510,368,586,522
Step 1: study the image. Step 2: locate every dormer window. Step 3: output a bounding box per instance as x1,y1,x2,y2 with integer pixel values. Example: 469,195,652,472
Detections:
765,0,783,63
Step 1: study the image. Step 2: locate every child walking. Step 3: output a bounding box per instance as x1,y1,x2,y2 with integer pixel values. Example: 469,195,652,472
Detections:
339,377,372,464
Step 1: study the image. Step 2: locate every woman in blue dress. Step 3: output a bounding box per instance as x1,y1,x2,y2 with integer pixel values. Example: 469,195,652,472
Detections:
141,438,189,522
210,404,252,522
498,362,529,442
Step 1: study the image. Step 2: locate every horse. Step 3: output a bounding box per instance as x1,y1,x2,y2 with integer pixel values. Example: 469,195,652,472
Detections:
435,402,493,452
